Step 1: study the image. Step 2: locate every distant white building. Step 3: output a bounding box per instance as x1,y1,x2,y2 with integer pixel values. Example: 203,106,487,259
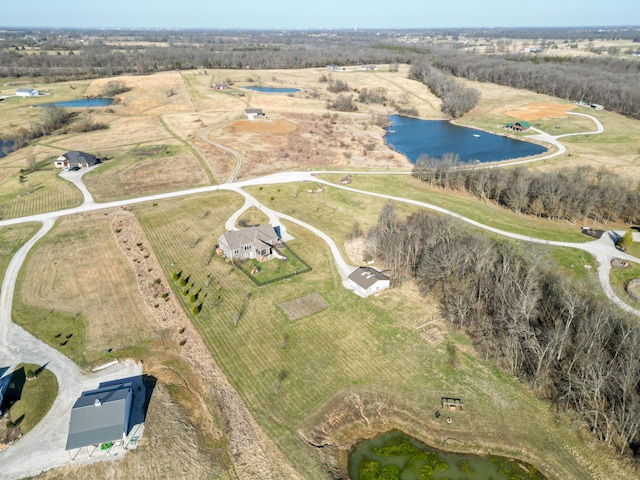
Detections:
16,88,39,97
244,108,266,120
347,267,390,297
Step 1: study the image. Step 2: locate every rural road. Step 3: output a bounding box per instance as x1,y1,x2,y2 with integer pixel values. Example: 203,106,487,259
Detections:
1,109,637,478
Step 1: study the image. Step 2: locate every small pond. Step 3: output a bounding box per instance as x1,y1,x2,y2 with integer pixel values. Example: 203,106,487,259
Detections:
241,86,300,93
349,430,546,480
385,115,547,164
0,139,15,158
38,97,114,108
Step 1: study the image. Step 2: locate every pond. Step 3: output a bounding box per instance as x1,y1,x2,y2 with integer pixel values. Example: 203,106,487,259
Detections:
349,430,546,480
37,98,114,108
241,86,300,93
385,115,547,164
0,139,15,158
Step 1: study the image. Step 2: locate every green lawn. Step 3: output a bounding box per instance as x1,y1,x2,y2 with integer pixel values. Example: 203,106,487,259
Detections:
4,363,58,434
316,174,595,243
133,191,615,480
610,261,640,311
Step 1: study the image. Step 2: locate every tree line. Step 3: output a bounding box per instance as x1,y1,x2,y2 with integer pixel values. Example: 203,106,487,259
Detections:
370,203,640,456
409,59,480,119
427,50,640,119
412,157,640,225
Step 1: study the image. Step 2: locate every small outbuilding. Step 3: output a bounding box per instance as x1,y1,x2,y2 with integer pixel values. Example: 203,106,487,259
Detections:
506,121,531,132
54,150,99,169
244,108,265,120
65,381,133,451
16,88,39,97
441,397,464,411
347,266,390,297
212,82,230,90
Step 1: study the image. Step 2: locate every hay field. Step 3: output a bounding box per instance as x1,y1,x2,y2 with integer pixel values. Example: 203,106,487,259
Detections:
0,223,40,288
133,192,631,480
13,210,159,365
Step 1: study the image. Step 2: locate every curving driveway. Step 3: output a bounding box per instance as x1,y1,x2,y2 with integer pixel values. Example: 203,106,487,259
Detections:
1,110,638,479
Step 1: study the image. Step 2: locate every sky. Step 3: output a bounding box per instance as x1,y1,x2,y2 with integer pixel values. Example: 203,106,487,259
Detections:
2,0,639,30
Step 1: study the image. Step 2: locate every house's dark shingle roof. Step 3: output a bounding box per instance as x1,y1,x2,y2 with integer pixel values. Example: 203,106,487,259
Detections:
62,150,98,166
65,382,131,450
348,267,389,289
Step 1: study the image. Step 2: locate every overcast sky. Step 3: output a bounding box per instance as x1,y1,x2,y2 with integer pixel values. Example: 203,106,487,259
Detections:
2,0,639,29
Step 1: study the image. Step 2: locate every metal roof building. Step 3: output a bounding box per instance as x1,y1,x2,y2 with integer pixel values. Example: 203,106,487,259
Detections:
65,381,132,450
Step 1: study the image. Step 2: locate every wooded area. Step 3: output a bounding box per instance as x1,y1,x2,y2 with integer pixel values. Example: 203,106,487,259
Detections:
370,203,640,455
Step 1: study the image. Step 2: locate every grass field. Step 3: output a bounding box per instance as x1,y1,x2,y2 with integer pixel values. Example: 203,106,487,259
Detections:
83,144,209,202
13,211,160,366
315,174,614,243
133,192,631,480
0,162,83,220
610,261,640,311
0,223,40,283
3,363,58,434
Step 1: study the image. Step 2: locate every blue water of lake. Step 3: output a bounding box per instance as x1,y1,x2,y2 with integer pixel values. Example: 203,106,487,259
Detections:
241,86,300,93
385,114,546,164
38,98,115,108
0,139,15,158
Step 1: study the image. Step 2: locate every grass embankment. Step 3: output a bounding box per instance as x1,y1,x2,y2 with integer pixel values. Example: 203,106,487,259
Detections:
133,192,623,480
610,261,640,311
0,161,83,220
0,223,40,281
4,363,58,434
317,174,601,243
13,211,160,366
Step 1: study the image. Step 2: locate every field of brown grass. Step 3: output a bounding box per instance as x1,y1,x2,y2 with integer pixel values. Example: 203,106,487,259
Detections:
14,210,159,364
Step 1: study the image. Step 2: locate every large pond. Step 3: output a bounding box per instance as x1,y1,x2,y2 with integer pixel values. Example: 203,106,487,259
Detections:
349,431,546,480
385,115,547,164
241,86,300,93
38,97,114,108
0,139,15,158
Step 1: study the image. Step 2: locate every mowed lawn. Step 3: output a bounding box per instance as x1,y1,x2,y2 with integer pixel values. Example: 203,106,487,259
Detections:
0,223,40,282
13,211,160,366
134,191,621,479
315,174,600,243
0,162,83,220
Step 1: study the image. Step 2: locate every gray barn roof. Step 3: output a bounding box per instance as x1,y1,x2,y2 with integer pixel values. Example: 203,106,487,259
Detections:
65,382,131,450
348,267,389,289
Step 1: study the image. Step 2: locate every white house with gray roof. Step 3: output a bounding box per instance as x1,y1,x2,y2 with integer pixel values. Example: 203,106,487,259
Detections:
16,88,39,97
218,224,280,262
54,150,99,169
65,381,132,451
347,266,390,297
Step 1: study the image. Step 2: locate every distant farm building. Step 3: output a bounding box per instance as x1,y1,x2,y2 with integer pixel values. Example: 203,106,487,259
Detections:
218,224,281,262
244,108,266,120
347,266,390,297
54,150,99,169
212,82,229,90
506,121,531,132
16,88,39,97
65,381,133,451
358,65,378,71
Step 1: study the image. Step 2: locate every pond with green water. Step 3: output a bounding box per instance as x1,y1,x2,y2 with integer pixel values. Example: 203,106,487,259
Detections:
349,431,546,480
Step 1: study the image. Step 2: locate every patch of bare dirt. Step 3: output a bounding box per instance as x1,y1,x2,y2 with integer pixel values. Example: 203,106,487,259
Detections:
110,208,303,480
505,102,575,121
278,293,329,321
